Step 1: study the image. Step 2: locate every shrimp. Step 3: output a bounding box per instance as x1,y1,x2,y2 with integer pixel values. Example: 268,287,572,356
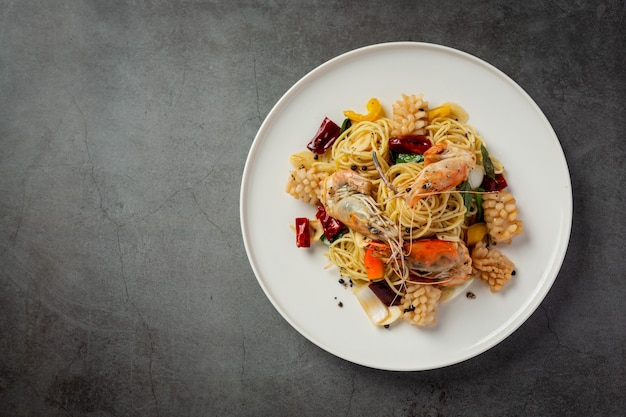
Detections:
405,142,476,207
368,239,472,286
321,170,399,242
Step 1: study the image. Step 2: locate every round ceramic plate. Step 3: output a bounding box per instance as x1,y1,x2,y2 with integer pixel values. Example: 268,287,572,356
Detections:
240,42,572,371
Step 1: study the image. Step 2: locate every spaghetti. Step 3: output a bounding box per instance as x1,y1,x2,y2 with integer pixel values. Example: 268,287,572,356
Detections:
286,94,523,327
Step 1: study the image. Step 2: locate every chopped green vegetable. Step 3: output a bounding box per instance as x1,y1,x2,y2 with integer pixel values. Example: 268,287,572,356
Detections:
480,144,496,180
320,232,343,246
339,118,352,135
395,153,425,164
459,182,486,220
459,180,473,213
474,187,485,222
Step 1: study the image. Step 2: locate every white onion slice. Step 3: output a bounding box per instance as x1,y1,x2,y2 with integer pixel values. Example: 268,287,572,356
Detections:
467,165,485,189
378,306,402,326
353,285,389,325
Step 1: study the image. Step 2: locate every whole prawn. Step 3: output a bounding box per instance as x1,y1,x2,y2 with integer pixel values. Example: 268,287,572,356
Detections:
368,239,472,287
322,170,400,242
321,170,409,279
404,142,476,207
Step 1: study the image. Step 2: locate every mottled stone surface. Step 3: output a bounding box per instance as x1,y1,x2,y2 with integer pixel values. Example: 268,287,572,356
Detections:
1,1,625,416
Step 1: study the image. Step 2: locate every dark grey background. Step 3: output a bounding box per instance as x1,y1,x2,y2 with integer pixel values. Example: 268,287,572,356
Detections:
1,1,625,416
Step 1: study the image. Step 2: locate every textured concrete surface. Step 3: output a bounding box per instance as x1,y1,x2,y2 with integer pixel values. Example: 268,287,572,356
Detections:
1,1,625,416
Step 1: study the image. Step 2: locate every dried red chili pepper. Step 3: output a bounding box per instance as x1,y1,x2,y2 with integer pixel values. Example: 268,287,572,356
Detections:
315,205,344,241
295,217,310,248
306,117,341,155
388,135,432,155
480,173,508,192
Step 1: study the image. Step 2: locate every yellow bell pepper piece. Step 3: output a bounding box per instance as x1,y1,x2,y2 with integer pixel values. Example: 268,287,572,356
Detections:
288,150,316,169
466,222,488,246
443,101,469,123
344,98,383,122
427,104,451,121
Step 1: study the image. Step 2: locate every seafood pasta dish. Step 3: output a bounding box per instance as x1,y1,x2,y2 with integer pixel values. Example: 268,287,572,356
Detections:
286,94,523,328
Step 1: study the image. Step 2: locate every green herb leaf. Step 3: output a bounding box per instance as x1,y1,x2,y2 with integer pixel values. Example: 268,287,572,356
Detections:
396,153,425,164
339,118,352,135
480,144,496,180
389,150,398,164
459,180,473,214
320,232,344,246
474,187,485,222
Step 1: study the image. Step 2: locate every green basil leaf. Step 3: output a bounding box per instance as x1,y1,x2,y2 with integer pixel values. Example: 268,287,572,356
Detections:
339,118,351,135
459,180,473,214
320,231,344,246
389,150,398,164
481,144,496,180
474,187,485,222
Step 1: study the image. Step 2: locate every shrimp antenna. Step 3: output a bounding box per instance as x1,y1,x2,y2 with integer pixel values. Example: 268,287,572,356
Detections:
372,151,398,194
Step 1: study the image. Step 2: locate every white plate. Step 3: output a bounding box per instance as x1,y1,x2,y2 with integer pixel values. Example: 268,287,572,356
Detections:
240,42,572,371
